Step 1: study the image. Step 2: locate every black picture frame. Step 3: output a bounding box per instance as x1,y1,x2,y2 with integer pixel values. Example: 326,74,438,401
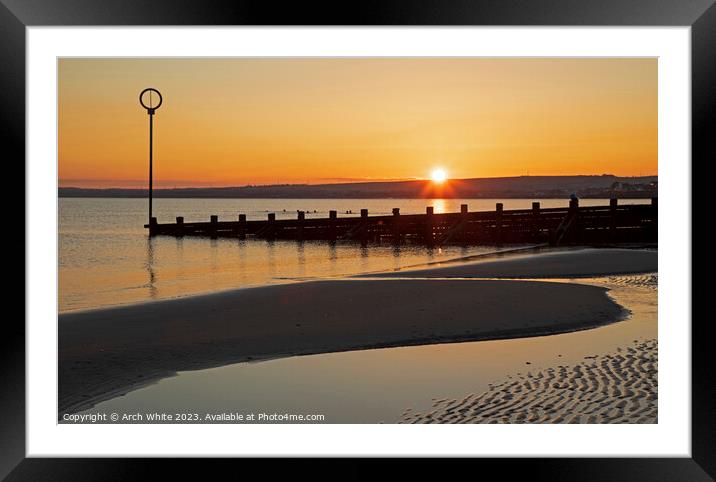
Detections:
4,0,712,479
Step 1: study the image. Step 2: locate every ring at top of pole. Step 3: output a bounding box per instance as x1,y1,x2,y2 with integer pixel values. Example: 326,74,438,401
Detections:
139,88,163,114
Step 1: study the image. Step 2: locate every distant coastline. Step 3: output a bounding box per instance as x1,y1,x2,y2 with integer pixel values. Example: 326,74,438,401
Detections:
59,174,657,199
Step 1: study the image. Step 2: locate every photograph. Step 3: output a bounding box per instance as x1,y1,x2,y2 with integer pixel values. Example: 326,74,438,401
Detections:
57,57,659,425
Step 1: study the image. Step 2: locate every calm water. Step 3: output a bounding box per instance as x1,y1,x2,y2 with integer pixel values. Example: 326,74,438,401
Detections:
59,198,648,312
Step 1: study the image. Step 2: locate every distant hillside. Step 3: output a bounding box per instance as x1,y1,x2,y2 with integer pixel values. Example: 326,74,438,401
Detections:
59,175,658,199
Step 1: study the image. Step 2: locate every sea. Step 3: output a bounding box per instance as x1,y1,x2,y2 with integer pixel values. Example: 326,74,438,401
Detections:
59,197,649,313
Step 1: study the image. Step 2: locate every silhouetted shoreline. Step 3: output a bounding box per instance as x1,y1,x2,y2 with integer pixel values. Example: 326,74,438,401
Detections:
59,174,657,199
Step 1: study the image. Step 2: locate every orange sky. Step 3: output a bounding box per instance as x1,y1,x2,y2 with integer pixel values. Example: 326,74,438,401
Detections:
58,58,657,188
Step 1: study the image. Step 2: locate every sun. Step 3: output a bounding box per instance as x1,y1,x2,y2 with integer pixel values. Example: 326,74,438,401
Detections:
430,168,448,183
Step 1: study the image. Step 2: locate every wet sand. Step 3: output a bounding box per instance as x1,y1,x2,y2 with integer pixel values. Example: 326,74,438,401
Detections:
403,338,658,424
59,279,623,415
59,248,656,417
400,272,658,424
68,273,656,424
359,248,657,279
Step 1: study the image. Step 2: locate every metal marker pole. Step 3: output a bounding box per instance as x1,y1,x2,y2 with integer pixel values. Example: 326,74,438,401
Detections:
140,88,162,231
149,109,153,224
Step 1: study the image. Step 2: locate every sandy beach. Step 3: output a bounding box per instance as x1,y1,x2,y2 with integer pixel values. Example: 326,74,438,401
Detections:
59,248,656,416
359,248,657,279
403,338,658,424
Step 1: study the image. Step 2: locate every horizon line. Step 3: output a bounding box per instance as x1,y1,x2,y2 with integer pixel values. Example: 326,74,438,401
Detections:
59,173,659,190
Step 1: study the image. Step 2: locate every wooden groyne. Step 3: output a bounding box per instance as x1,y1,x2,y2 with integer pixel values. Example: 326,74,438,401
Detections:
145,198,657,246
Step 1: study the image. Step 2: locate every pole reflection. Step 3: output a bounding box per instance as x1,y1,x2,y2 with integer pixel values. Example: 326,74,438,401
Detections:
145,236,158,300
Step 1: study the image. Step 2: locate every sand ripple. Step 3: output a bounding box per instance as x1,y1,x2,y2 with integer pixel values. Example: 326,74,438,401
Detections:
401,339,657,424
605,273,658,290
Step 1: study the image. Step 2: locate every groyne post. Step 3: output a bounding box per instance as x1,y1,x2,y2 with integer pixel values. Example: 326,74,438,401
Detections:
458,204,469,243
297,211,305,241
176,216,184,237
425,206,434,245
329,210,337,241
532,202,540,240
209,215,218,239
149,217,158,237
360,209,369,244
392,208,401,244
238,214,247,239
266,213,276,240
610,198,618,241
569,198,580,243
495,203,503,244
